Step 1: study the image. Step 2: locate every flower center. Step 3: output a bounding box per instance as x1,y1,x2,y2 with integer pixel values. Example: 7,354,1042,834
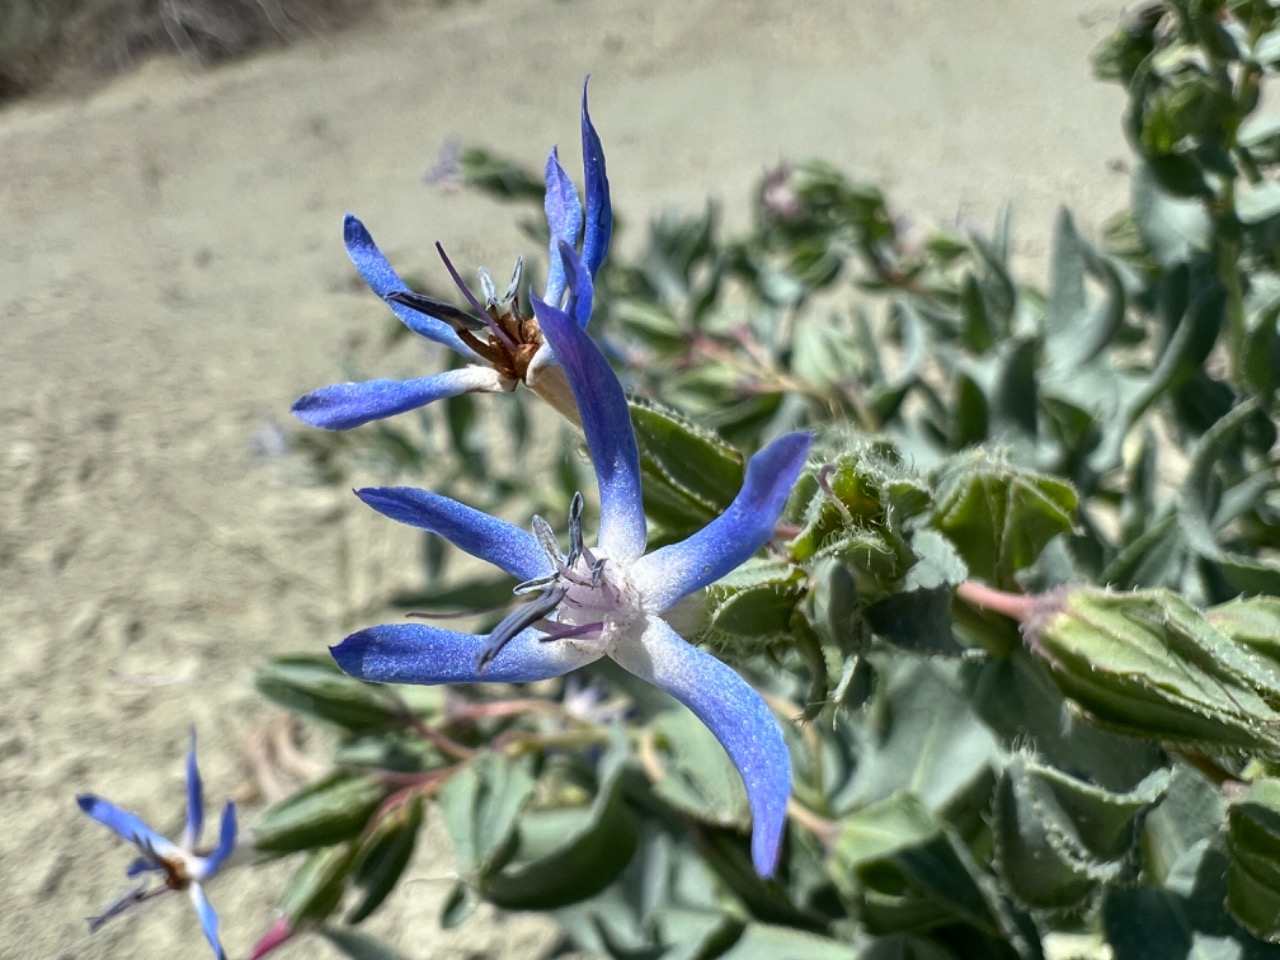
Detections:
476,492,643,671
384,247,545,384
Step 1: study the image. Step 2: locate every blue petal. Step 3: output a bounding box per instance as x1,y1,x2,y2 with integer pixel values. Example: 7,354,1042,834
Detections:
614,617,791,877
632,432,811,611
196,802,237,879
291,366,505,431
561,239,594,330
332,623,600,685
189,884,227,960
543,149,584,308
184,728,204,850
125,857,163,877
580,78,613,289
531,273,646,562
343,215,477,359
355,486,551,582
77,794,178,859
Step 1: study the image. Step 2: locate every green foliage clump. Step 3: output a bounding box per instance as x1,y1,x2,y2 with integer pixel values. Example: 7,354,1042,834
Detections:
257,3,1280,957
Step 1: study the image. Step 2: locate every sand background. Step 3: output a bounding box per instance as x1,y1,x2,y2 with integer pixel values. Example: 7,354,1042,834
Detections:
1,2,1131,957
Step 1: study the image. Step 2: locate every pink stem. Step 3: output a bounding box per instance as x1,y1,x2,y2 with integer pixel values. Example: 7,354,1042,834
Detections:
955,581,1038,623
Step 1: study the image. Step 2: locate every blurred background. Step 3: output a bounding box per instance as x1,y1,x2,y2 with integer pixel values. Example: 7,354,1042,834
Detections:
0,1,1128,956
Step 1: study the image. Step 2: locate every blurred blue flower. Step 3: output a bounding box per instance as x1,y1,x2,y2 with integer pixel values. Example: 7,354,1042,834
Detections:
76,730,237,960
292,79,612,431
331,248,810,876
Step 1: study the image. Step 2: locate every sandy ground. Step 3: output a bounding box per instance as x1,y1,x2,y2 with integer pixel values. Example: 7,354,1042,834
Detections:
0,1,1131,957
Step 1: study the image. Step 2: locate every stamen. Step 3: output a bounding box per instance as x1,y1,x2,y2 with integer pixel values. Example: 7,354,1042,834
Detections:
88,883,161,932
567,492,586,566
530,515,564,565
513,574,558,595
537,620,604,643
504,256,524,303
476,585,568,672
590,557,607,587
406,608,490,620
384,290,487,330
478,267,498,306
436,243,519,352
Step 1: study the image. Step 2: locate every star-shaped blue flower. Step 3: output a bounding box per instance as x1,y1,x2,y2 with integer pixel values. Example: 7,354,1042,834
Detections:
331,246,810,876
291,79,612,432
76,730,237,960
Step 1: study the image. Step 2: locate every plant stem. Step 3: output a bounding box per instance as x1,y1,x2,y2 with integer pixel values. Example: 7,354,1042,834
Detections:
955,581,1038,623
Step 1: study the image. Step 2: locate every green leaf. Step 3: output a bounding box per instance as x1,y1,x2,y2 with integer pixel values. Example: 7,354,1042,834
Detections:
847,659,998,816
437,753,536,875
864,587,963,655
1237,181,1280,224
438,881,478,929
1177,398,1280,594
1104,841,1265,960
347,795,423,924
1142,766,1227,886
254,772,389,854
630,397,746,537
481,731,638,909
972,651,1165,792
705,559,806,641
828,793,1002,936
1044,209,1088,350
318,926,413,960
715,923,859,960
1130,161,1212,267
961,273,997,353
650,707,749,831
932,455,1078,588
457,146,544,202
254,656,403,734
994,755,1170,909
1226,778,1280,942
280,844,358,928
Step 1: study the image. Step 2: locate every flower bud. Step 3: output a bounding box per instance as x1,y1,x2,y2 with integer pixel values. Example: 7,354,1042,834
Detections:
1024,587,1280,755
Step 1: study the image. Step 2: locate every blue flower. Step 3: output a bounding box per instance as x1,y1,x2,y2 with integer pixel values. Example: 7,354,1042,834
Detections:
331,247,811,876
291,79,612,431
76,730,237,960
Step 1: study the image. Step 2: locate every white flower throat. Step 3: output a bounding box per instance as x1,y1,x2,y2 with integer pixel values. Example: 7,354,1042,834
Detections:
476,492,643,671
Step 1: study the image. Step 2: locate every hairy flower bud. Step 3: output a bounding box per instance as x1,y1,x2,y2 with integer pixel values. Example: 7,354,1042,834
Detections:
1023,587,1280,756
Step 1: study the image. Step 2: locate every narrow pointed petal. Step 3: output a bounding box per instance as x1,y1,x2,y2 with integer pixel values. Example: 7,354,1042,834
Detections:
196,802,237,879
355,487,551,582
88,883,148,932
125,856,164,877
543,148,584,308
183,728,204,850
632,433,811,611
292,367,508,431
343,215,478,359
77,795,179,859
531,280,646,562
613,617,791,877
190,885,227,960
332,623,600,685
561,239,594,330
580,79,613,287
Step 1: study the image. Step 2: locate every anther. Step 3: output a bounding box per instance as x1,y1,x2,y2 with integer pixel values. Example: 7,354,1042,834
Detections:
567,492,586,566
478,267,498,307
476,585,568,672
530,515,563,566
436,243,519,352
384,290,487,331
504,256,524,303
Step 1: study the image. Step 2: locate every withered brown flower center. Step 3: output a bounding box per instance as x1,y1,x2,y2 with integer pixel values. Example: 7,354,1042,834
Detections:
457,303,544,383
